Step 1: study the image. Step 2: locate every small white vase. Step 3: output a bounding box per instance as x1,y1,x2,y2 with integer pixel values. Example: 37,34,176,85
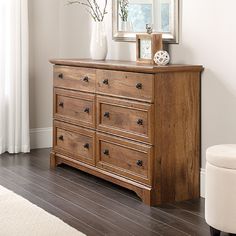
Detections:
90,22,108,60
120,21,133,32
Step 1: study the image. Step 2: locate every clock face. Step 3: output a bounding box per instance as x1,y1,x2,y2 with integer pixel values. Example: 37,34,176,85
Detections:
140,39,152,59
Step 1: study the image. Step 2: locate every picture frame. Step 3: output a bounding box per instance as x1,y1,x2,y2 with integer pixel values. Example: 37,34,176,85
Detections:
136,33,163,64
112,0,179,43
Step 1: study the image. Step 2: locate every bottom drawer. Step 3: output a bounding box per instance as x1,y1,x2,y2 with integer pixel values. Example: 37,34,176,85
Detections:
54,121,95,165
96,133,153,185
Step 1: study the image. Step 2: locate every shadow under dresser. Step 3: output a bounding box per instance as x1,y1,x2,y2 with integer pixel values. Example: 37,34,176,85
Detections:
49,59,203,206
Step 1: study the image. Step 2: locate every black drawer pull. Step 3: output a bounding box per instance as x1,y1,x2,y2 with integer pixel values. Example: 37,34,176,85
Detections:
136,83,142,89
137,119,143,126
104,112,110,118
84,143,89,149
103,79,109,85
84,107,90,113
58,135,64,141
58,73,63,79
103,149,109,156
83,76,89,82
59,102,64,108
136,160,143,167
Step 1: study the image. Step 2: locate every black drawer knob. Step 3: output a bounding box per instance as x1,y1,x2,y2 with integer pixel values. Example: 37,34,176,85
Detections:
58,73,63,79
59,102,64,108
103,149,109,156
84,143,89,149
136,160,143,167
136,83,142,89
84,107,90,113
83,76,89,82
103,79,109,85
58,135,64,141
137,119,143,126
104,112,110,118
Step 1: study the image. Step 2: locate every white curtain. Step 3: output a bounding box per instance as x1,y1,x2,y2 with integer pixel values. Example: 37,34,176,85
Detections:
0,0,30,154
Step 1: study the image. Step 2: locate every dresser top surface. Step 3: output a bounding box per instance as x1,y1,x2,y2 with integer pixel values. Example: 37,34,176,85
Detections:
50,59,203,74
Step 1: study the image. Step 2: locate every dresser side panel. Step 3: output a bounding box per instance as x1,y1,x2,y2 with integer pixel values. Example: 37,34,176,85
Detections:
154,71,201,203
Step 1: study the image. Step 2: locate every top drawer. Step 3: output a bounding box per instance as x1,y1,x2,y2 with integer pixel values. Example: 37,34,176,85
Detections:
96,70,154,102
54,66,96,93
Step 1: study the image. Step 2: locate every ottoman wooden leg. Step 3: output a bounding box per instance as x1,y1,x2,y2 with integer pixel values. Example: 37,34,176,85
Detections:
210,226,221,236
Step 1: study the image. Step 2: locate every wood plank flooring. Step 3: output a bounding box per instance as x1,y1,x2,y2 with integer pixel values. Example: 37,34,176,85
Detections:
0,149,213,236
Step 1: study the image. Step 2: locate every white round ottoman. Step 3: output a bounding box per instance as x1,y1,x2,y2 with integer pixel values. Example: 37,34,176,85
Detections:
205,144,236,236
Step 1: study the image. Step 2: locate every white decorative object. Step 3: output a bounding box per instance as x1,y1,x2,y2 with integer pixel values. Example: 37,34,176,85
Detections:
154,50,170,66
67,1,108,60
120,21,133,32
90,22,108,60
205,144,236,235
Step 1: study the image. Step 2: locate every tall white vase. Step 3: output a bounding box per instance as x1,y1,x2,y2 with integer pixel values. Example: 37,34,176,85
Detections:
90,22,108,60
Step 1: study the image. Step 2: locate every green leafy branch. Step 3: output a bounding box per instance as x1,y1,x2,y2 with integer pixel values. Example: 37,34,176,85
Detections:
119,0,129,22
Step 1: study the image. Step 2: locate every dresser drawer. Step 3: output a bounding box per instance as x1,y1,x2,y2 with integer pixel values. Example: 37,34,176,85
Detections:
96,133,153,185
54,121,95,165
54,66,96,92
97,96,154,143
96,70,154,102
54,88,95,128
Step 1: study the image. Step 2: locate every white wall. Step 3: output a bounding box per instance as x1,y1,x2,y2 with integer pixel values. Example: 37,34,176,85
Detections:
58,1,91,57
29,0,60,129
170,0,236,168
30,0,236,176
59,0,136,60
29,0,60,148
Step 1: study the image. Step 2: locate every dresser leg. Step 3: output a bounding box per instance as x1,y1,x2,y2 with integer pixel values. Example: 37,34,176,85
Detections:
135,188,152,206
210,226,221,236
50,152,56,169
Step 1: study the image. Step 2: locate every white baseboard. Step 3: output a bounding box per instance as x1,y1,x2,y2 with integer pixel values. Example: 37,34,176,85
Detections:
30,127,52,150
200,168,205,198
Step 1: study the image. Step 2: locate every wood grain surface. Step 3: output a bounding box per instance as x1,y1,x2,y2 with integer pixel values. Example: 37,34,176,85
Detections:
50,59,203,206
54,88,96,128
96,69,154,102
50,59,204,73
97,95,154,144
54,65,96,93
96,132,153,185
53,121,96,166
154,71,201,204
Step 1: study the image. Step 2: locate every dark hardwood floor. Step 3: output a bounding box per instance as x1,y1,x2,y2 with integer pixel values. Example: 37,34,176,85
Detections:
0,148,214,236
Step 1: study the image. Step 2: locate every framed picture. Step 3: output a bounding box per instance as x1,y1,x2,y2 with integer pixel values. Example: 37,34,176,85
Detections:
136,33,163,64
113,0,179,43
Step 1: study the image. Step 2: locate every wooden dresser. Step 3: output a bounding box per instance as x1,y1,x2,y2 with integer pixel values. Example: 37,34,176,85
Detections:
50,59,203,206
